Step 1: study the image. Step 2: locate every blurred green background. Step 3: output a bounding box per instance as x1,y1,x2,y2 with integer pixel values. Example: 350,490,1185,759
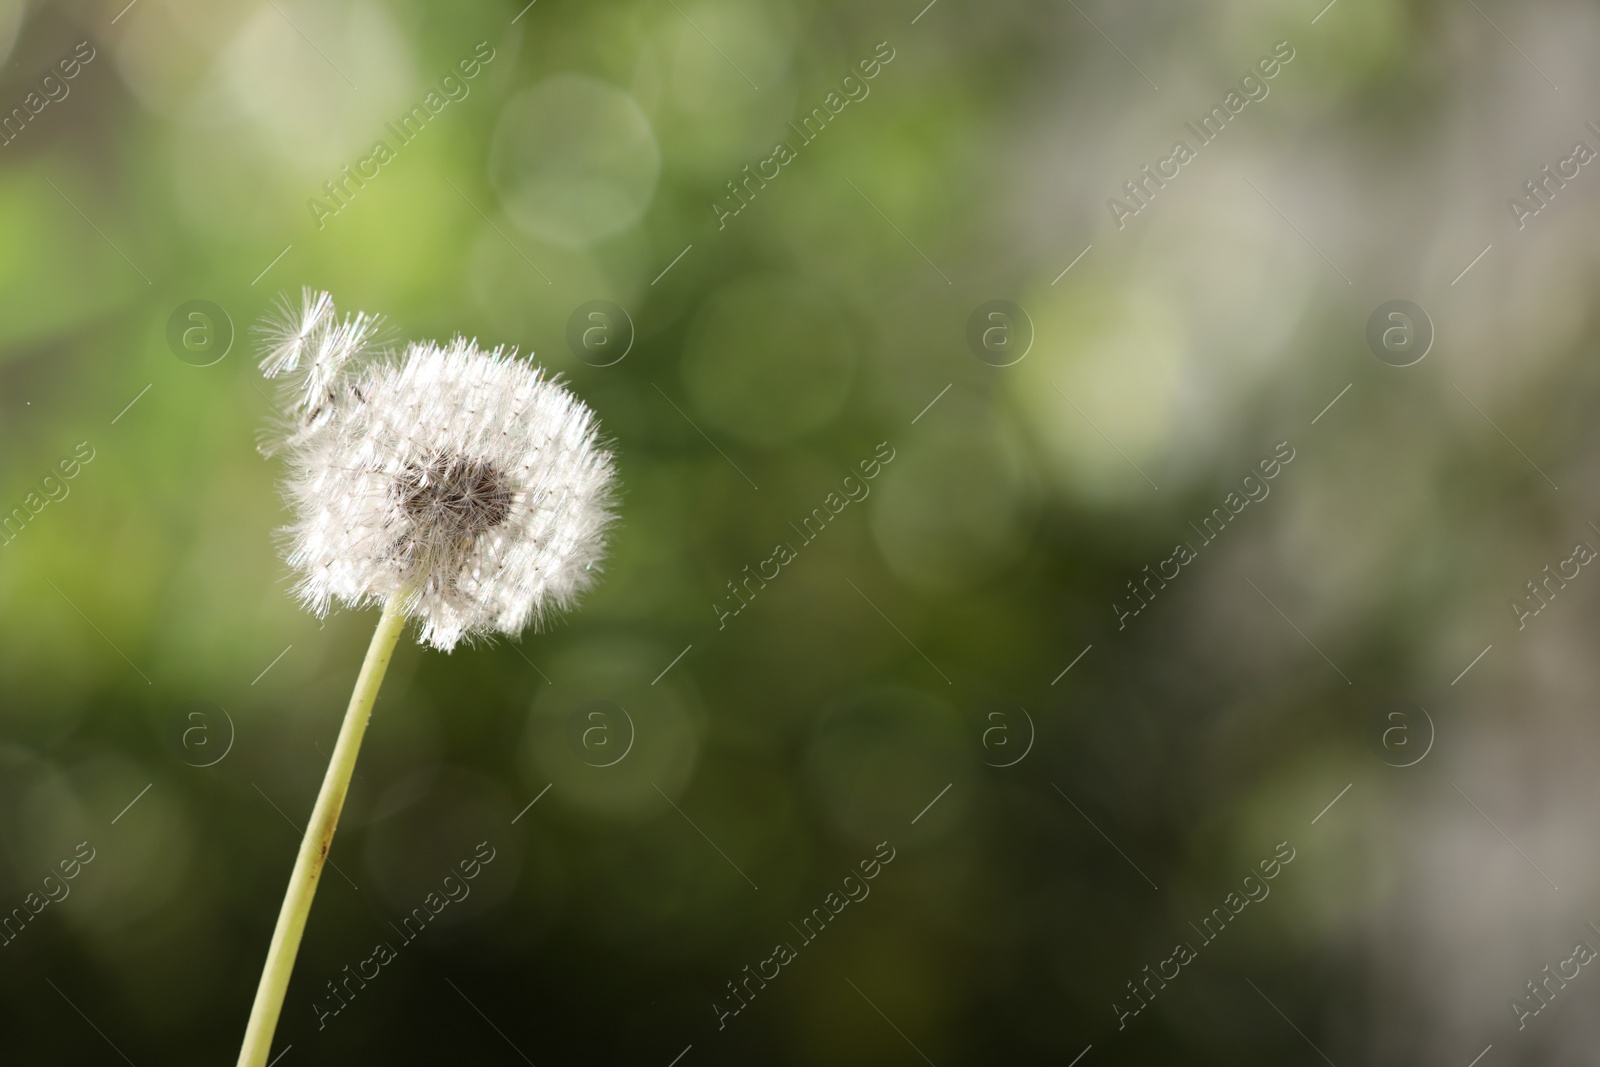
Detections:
3,0,1600,1063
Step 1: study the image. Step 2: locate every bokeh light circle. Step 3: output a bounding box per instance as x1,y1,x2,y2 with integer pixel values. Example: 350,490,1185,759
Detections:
489,75,661,249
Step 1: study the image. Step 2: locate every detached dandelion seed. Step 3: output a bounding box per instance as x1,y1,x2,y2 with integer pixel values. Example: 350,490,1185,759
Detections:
256,288,382,447
236,292,617,1067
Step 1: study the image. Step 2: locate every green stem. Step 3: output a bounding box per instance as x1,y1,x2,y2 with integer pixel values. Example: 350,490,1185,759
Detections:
236,596,408,1067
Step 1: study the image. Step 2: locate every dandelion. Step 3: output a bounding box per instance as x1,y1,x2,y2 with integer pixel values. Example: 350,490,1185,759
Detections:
237,292,616,1067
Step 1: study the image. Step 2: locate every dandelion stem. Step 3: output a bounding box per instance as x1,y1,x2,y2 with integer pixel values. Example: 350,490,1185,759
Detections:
236,595,408,1067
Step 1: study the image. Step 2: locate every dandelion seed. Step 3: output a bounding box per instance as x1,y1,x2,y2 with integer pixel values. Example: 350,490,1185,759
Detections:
257,288,387,452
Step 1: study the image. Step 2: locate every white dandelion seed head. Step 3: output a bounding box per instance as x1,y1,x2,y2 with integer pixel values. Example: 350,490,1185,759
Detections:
262,294,618,651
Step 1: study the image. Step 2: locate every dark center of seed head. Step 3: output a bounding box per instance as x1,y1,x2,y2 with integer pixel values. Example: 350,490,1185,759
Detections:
397,455,513,537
